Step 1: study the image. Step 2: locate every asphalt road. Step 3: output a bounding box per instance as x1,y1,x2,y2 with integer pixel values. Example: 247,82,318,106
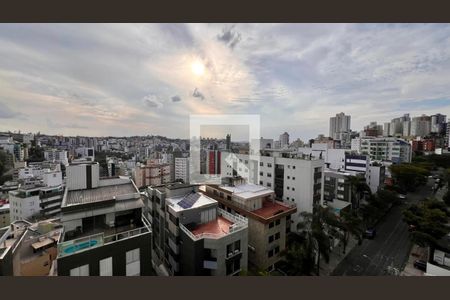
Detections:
331,177,434,276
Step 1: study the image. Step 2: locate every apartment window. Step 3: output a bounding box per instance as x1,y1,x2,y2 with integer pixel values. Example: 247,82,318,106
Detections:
126,248,140,276
267,173,272,178
287,186,289,190
268,249,274,258
99,257,113,276
292,166,296,169
227,244,233,257
234,240,241,252
260,162,263,166
288,165,290,169
267,182,272,188
274,246,280,254
267,163,272,168
275,219,280,226
268,235,274,243
287,197,289,200
292,177,295,180
259,171,263,176
269,222,274,228
292,188,295,191
259,181,263,185
70,264,89,276
287,176,290,179
275,232,281,240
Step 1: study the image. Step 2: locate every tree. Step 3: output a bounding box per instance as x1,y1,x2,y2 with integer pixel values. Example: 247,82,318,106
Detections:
296,207,337,275
444,191,450,207
403,199,450,247
347,175,371,208
390,164,430,192
337,210,363,254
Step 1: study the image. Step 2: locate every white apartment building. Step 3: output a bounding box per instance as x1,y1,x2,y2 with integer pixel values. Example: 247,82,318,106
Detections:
221,150,323,227
351,137,412,164
74,147,95,161
174,157,190,183
329,112,351,140
44,149,68,165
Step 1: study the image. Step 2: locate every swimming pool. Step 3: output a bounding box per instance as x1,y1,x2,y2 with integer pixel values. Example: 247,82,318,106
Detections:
63,239,98,254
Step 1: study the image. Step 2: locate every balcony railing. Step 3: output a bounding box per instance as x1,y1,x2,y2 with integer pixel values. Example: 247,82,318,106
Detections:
57,216,151,258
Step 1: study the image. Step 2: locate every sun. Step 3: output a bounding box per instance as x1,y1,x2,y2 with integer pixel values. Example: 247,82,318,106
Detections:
191,60,205,76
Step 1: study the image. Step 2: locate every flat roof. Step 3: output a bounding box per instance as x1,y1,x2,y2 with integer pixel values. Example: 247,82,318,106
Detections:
252,199,295,219
220,183,273,200
190,216,233,238
166,192,216,212
65,181,137,207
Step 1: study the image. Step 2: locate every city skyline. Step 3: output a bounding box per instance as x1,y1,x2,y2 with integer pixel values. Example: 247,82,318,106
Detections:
1,24,450,141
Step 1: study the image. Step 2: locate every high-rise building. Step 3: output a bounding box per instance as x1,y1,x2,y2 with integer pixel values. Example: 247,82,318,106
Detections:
411,115,432,137
55,161,152,276
383,122,391,137
44,149,69,165
279,132,289,148
146,183,248,276
446,120,450,148
226,134,231,151
133,160,171,189
221,149,323,227
174,157,189,183
431,113,447,134
206,150,221,175
204,177,296,272
355,137,412,164
329,112,351,140
403,120,411,137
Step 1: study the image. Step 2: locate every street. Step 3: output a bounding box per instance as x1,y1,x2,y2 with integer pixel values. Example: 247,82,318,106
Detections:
331,177,434,276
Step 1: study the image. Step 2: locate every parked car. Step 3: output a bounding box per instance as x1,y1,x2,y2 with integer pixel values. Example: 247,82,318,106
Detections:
365,228,376,239
413,260,427,271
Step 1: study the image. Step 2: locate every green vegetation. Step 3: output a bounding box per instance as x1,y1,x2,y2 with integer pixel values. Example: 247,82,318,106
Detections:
403,199,450,247
390,163,430,192
27,146,45,163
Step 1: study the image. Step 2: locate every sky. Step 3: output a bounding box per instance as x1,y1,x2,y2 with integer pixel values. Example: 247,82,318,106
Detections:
1,23,450,141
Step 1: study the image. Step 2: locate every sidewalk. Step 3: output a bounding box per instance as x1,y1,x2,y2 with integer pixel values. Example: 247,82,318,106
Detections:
320,236,359,276
400,244,427,276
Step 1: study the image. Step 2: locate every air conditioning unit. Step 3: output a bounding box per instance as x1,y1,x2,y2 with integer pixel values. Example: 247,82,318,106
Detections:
234,249,239,254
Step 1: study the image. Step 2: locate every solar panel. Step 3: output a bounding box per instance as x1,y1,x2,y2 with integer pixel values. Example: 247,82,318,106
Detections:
177,192,200,209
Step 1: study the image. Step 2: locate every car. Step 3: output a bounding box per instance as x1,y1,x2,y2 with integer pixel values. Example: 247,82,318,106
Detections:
365,228,376,239
413,260,427,271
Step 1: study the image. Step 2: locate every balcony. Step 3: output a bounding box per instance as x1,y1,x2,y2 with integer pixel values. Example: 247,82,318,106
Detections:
57,216,151,258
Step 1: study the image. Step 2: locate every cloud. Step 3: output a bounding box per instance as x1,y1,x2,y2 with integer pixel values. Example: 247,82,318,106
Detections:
171,95,181,102
46,118,87,129
143,94,163,108
217,25,242,49
192,88,205,100
0,102,26,119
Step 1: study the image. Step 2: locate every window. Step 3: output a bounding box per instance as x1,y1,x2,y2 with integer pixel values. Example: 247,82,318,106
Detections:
269,222,274,228
288,165,290,169
100,257,113,276
268,235,274,243
259,181,263,185
70,264,89,276
275,232,281,240
259,162,263,166
292,188,295,191
293,166,296,169
287,186,289,190
275,219,280,226
267,163,272,168
267,173,272,177
267,182,272,188
126,248,140,276
227,244,233,256
259,171,263,176
287,176,290,179
292,177,295,180
234,240,241,252
268,249,274,258
245,160,248,164
287,197,289,200
274,246,280,254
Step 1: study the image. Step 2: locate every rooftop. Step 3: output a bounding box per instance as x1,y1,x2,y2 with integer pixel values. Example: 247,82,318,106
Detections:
64,178,138,207
190,216,233,238
219,183,273,200
252,199,296,219
166,192,216,212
